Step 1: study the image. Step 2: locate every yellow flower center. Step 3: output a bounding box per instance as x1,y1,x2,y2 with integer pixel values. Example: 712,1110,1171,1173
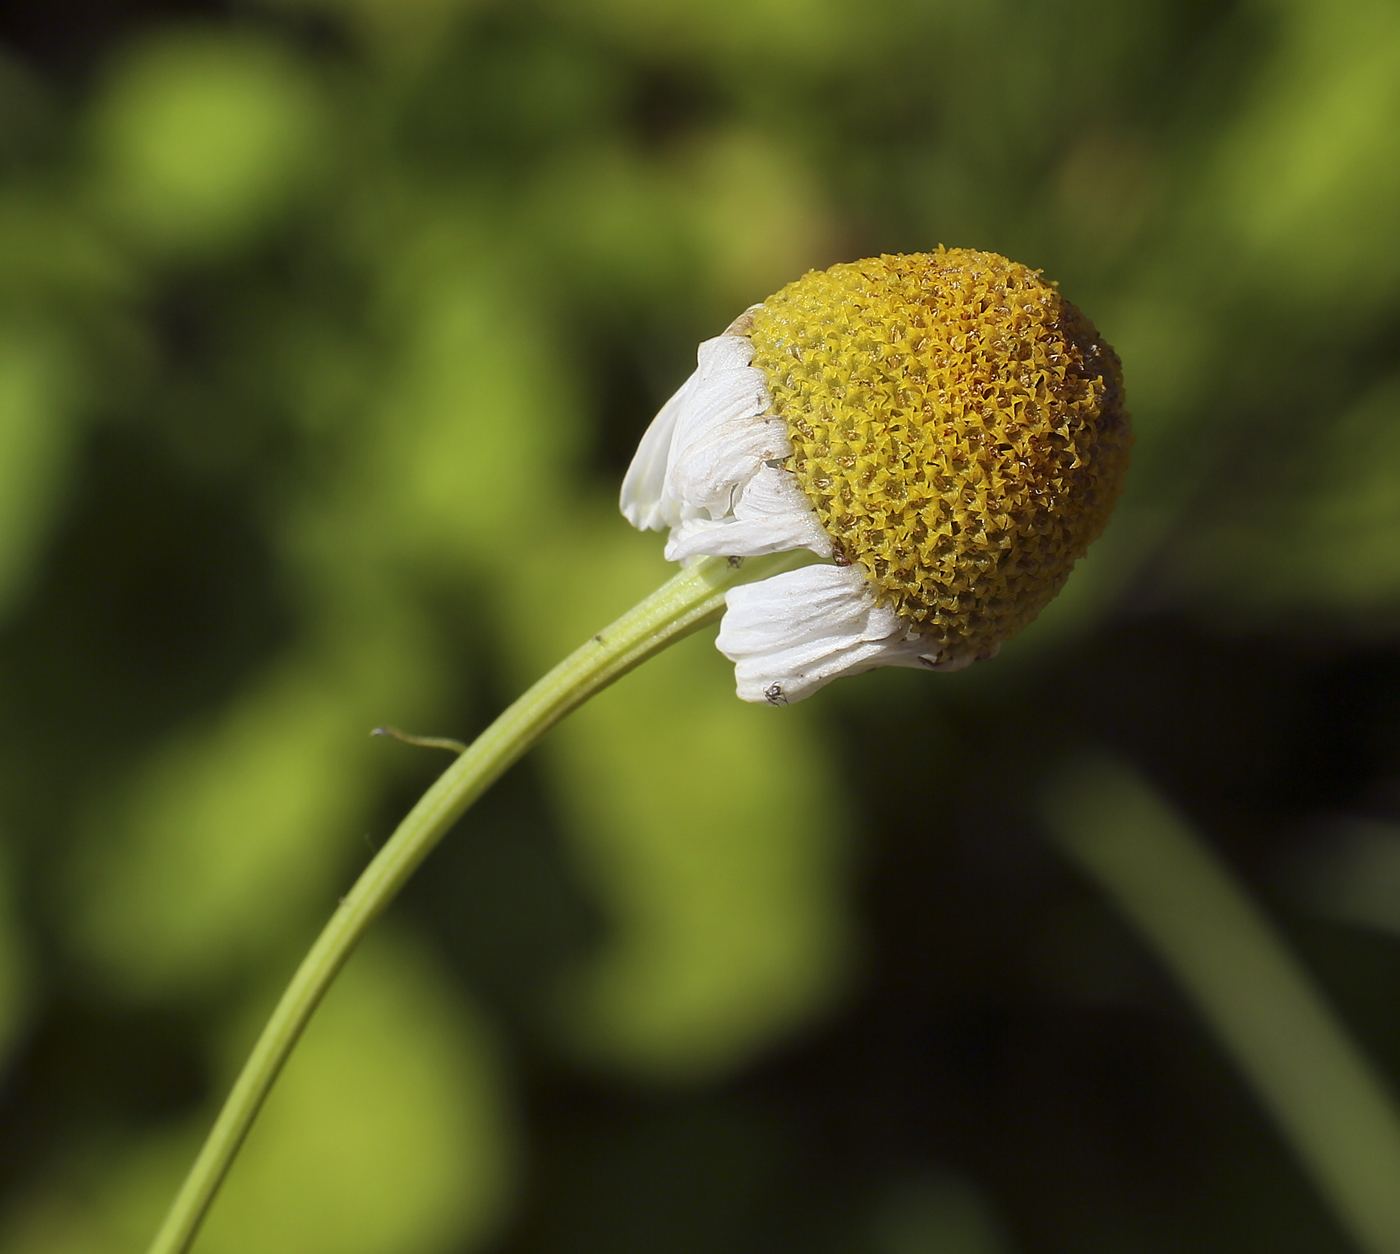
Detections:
747,249,1132,660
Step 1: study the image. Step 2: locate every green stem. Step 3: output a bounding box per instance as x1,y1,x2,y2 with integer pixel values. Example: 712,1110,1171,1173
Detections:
1046,756,1400,1254
146,552,790,1254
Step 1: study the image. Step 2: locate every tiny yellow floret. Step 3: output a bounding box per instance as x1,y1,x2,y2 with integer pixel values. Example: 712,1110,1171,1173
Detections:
748,249,1132,662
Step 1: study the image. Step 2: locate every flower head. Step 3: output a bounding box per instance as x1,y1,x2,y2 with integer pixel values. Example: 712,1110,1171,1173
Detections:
622,248,1132,704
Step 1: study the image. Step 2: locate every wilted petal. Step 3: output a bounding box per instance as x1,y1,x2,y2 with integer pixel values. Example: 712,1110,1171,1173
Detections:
716,564,944,704
664,466,832,562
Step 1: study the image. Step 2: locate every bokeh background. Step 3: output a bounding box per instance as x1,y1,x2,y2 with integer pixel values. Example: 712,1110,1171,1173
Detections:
2,0,1400,1251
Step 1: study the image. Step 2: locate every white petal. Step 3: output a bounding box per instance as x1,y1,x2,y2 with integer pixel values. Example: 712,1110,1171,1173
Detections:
665,344,780,520
664,465,833,562
716,564,945,704
619,365,698,531
620,334,776,532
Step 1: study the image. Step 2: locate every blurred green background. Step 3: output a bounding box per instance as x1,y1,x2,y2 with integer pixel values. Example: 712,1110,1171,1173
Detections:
2,0,1400,1251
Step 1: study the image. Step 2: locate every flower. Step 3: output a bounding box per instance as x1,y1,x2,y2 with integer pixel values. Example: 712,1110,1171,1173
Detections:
621,249,1133,704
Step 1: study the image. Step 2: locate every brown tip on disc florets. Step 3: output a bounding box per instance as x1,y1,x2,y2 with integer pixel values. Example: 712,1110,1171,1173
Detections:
747,248,1132,661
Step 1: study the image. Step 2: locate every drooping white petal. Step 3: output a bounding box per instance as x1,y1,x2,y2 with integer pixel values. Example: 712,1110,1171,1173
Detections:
664,345,777,520
619,366,698,532
622,330,819,538
664,465,833,562
716,564,950,704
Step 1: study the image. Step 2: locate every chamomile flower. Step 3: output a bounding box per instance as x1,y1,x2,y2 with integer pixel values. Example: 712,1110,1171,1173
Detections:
621,249,1132,704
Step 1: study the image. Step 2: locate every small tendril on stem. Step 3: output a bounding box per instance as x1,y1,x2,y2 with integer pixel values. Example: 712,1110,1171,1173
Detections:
371,725,468,755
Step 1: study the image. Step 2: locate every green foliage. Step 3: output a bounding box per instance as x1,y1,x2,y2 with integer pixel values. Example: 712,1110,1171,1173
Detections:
2,0,1400,1250
1,935,513,1254
87,31,327,254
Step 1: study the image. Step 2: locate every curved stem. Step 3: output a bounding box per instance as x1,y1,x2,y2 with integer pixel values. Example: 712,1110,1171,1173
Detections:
146,552,790,1254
